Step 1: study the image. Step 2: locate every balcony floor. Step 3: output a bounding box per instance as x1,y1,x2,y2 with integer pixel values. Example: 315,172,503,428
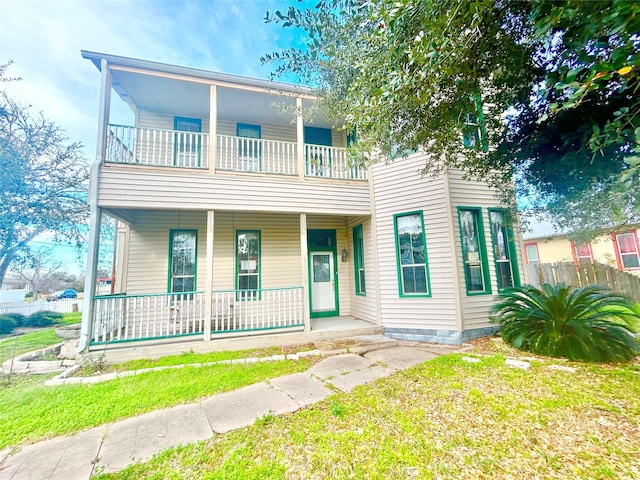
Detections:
90,316,382,364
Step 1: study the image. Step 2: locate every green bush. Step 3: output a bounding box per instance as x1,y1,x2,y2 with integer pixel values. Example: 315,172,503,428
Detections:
0,316,17,334
24,311,63,327
491,283,640,363
0,313,26,327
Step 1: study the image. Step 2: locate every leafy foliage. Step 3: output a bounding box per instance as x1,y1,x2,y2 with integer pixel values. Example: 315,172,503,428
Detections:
491,283,640,362
24,310,63,327
0,316,17,335
0,66,89,286
264,0,640,235
0,313,25,327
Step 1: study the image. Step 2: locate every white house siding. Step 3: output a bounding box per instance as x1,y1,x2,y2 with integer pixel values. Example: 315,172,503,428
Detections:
97,168,370,215
347,215,379,323
446,169,525,331
371,154,460,335
307,215,352,317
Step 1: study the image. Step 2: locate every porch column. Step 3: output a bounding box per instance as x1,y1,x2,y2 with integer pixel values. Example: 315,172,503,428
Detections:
300,213,311,332
296,97,305,180
78,58,111,352
209,85,217,175
203,210,215,341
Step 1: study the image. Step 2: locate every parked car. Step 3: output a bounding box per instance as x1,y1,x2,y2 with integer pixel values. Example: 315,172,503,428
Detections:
46,289,78,302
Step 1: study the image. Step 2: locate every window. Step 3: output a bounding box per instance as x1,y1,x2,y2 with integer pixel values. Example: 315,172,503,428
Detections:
462,93,487,151
168,230,197,294
489,209,520,291
236,231,261,299
613,232,640,269
458,208,491,294
304,126,332,176
524,243,540,264
394,212,430,297
236,123,261,172
353,224,365,295
174,117,202,167
572,241,593,264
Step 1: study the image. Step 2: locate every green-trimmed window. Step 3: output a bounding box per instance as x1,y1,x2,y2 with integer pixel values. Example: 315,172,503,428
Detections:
237,123,261,172
458,208,491,294
394,212,430,297
236,230,260,300
353,224,365,295
174,117,202,167
169,230,197,294
488,208,521,291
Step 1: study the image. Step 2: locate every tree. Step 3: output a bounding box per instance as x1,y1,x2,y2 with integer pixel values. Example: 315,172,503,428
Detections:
10,247,63,301
263,0,640,236
0,66,89,285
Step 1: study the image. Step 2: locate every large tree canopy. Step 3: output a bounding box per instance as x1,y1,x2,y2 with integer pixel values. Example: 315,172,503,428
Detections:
263,0,639,235
0,68,89,285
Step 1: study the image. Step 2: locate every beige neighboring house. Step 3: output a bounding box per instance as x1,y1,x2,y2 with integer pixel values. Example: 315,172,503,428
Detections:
522,220,640,276
79,51,525,351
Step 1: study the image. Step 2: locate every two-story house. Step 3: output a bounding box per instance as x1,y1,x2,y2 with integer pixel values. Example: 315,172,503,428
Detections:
79,51,524,351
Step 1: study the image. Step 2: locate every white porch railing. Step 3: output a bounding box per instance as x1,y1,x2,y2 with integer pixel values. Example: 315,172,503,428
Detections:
305,144,368,180
90,287,304,344
216,135,298,175
106,124,210,169
104,125,367,180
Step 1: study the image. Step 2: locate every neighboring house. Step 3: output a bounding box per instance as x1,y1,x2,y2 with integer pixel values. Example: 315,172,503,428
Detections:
79,51,524,350
523,220,640,275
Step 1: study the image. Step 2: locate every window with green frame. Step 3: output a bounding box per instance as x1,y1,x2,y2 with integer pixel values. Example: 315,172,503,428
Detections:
353,224,365,295
458,208,491,294
237,123,261,172
174,117,202,167
168,230,197,294
488,208,520,291
394,212,430,297
236,230,260,300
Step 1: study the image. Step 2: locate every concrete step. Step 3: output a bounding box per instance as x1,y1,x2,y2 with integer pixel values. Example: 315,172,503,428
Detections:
314,334,401,355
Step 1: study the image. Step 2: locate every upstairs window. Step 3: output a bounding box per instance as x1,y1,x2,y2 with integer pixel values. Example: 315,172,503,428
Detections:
489,209,520,291
613,232,640,269
169,230,197,294
462,93,487,151
458,208,491,294
353,224,366,296
394,212,430,297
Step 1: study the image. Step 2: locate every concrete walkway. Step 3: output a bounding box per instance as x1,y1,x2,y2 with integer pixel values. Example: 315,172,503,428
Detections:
0,341,462,480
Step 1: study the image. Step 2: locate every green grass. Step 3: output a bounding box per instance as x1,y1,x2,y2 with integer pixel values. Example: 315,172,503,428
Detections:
95,354,640,480
0,312,81,363
0,359,311,449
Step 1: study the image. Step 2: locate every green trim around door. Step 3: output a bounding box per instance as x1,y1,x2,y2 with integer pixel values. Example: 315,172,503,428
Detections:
307,229,340,318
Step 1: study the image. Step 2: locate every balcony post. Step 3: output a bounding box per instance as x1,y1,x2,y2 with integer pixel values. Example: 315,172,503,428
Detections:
296,97,305,180
209,85,217,174
300,213,311,331
203,210,215,341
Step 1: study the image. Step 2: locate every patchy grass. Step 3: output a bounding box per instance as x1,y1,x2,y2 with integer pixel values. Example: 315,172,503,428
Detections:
95,353,640,480
0,358,312,450
0,330,60,364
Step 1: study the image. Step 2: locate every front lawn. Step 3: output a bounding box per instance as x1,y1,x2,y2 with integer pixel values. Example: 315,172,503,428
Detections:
96,350,640,479
0,359,312,449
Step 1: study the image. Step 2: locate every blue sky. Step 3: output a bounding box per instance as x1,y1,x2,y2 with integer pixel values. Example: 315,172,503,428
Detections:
1,0,311,275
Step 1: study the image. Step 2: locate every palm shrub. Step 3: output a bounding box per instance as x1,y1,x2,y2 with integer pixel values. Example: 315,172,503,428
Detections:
491,283,640,363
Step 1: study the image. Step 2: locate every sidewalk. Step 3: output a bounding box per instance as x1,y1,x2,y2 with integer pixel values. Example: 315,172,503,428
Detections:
0,340,462,480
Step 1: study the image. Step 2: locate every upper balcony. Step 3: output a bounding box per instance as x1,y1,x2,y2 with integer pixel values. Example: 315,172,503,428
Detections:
84,51,367,183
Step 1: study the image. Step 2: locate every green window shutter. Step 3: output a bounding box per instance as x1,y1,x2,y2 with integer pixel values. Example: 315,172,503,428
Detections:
353,224,366,296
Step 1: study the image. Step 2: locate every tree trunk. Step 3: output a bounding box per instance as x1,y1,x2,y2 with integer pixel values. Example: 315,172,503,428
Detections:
0,254,13,287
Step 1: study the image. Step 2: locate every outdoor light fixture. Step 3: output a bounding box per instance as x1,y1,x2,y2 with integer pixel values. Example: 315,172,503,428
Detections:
341,248,349,262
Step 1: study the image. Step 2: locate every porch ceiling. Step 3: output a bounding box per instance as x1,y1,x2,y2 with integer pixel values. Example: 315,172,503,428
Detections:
110,70,335,128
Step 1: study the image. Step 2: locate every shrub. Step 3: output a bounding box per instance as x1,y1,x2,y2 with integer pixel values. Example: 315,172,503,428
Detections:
0,316,17,335
24,311,63,327
491,283,640,363
0,313,26,327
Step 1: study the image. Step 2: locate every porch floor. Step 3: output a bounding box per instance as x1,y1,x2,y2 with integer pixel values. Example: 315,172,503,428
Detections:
90,316,381,365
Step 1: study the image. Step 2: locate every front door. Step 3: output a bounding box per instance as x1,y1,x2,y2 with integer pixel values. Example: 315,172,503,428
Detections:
308,229,339,318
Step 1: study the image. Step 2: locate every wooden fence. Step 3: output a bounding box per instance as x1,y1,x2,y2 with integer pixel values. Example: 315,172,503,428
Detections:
526,262,640,303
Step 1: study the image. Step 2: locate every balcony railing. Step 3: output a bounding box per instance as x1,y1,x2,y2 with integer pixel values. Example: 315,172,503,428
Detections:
105,125,367,180
90,287,304,344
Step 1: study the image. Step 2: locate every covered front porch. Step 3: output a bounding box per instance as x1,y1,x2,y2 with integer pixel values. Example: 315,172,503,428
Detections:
83,209,377,348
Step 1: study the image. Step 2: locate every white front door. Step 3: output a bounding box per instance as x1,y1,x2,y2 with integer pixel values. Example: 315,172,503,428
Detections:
311,252,335,313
